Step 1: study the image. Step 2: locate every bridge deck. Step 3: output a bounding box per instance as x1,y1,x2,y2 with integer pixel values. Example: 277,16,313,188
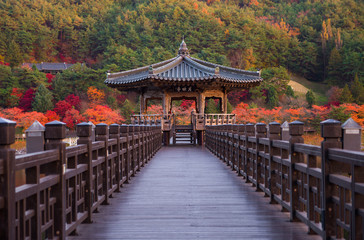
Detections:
69,146,320,240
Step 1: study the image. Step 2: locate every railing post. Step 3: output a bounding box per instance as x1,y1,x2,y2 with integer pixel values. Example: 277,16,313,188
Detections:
44,120,67,240
237,124,245,176
268,121,281,204
0,118,16,240
321,119,342,239
110,124,121,192
120,125,130,183
288,121,304,222
95,123,110,205
245,123,255,182
76,122,94,223
255,123,267,191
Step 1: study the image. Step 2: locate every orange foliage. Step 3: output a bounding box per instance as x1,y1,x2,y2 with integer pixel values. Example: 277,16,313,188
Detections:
257,16,300,37
233,103,364,128
19,112,48,130
83,105,124,125
87,86,105,105
193,2,198,9
249,0,259,6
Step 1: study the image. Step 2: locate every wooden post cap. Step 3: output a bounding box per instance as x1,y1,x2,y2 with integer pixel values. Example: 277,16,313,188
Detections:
245,123,255,135
268,122,281,134
77,122,92,137
238,124,245,134
45,120,66,139
128,125,135,133
109,124,120,134
95,123,108,135
120,125,129,133
289,121,304,136
256,123,267,133
0,117,16,145
321,119,341,138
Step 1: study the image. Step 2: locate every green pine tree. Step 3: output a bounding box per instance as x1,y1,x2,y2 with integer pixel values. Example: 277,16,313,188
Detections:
339,84,353,103
205,99,219,114
267,85,279,109
6,40,22,68
32,84,54,113
306,90,316,108
350,74,364,104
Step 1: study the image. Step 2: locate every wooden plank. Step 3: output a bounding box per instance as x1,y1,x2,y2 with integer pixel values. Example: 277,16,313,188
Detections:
70,146,320,240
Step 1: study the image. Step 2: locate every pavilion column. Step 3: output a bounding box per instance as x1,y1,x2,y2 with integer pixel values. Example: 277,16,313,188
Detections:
163,93,171,115
222,90,228,114
140,95,146,114
198,93,205,114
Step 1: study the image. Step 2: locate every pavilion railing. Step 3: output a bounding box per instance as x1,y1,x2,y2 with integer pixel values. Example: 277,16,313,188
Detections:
0,120,162,240
205,120,364,240
131,114,174,131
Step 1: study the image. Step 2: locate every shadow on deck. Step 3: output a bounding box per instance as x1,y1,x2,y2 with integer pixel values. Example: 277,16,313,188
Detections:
68,146,320,240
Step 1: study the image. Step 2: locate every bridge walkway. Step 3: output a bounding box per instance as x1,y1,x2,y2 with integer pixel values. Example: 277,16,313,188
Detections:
68,146,320,240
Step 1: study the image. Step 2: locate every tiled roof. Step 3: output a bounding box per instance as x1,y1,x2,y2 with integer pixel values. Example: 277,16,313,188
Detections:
105,41,263,88
22,62,75,71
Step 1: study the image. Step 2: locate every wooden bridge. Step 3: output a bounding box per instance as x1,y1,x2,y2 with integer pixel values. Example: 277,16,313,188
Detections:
0,118,363,240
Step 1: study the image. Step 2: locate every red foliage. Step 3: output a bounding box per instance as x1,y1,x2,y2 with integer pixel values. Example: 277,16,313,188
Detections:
18,89,35,111
63,108,85,130
65,94,80,110
54,100,72,118
45,110,60,122
116,94,127,105
180,100,195,110
228,90,251,106
0,60,10,66
46,73,55,83
323,101,340,109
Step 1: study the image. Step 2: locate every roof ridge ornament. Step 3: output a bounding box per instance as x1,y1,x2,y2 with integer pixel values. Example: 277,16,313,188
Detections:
215,67,220,75
178,36,189,57
148,65,154,74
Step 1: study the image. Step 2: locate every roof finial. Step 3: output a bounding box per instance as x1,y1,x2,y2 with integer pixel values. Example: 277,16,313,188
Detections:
178,35,189,57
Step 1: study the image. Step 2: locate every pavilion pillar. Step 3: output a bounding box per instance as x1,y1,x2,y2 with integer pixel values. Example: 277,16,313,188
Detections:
198,92,205,114
140,95,146,114
222,90,228,114
162,93,171,115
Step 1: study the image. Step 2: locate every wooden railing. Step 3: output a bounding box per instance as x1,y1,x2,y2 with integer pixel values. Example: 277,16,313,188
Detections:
131,114,173,131
0,119,162,240
205,120,364,240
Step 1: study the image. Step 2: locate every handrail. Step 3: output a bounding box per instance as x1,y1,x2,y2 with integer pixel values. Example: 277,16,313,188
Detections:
0,121,163,240
204,121,363,239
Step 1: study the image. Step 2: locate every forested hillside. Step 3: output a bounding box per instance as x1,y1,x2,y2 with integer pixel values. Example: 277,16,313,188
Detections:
0,0,363,132
1,0,362,82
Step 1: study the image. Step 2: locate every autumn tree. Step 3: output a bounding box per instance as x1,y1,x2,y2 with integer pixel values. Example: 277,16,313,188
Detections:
87,86,105,105
18,89,35,112
54,100,72,119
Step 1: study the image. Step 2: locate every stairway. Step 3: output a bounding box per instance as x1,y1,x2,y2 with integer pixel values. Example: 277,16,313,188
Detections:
173,125,196,145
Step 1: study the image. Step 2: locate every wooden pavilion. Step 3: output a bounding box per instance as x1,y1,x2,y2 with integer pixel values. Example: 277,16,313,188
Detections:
105,39,263,144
